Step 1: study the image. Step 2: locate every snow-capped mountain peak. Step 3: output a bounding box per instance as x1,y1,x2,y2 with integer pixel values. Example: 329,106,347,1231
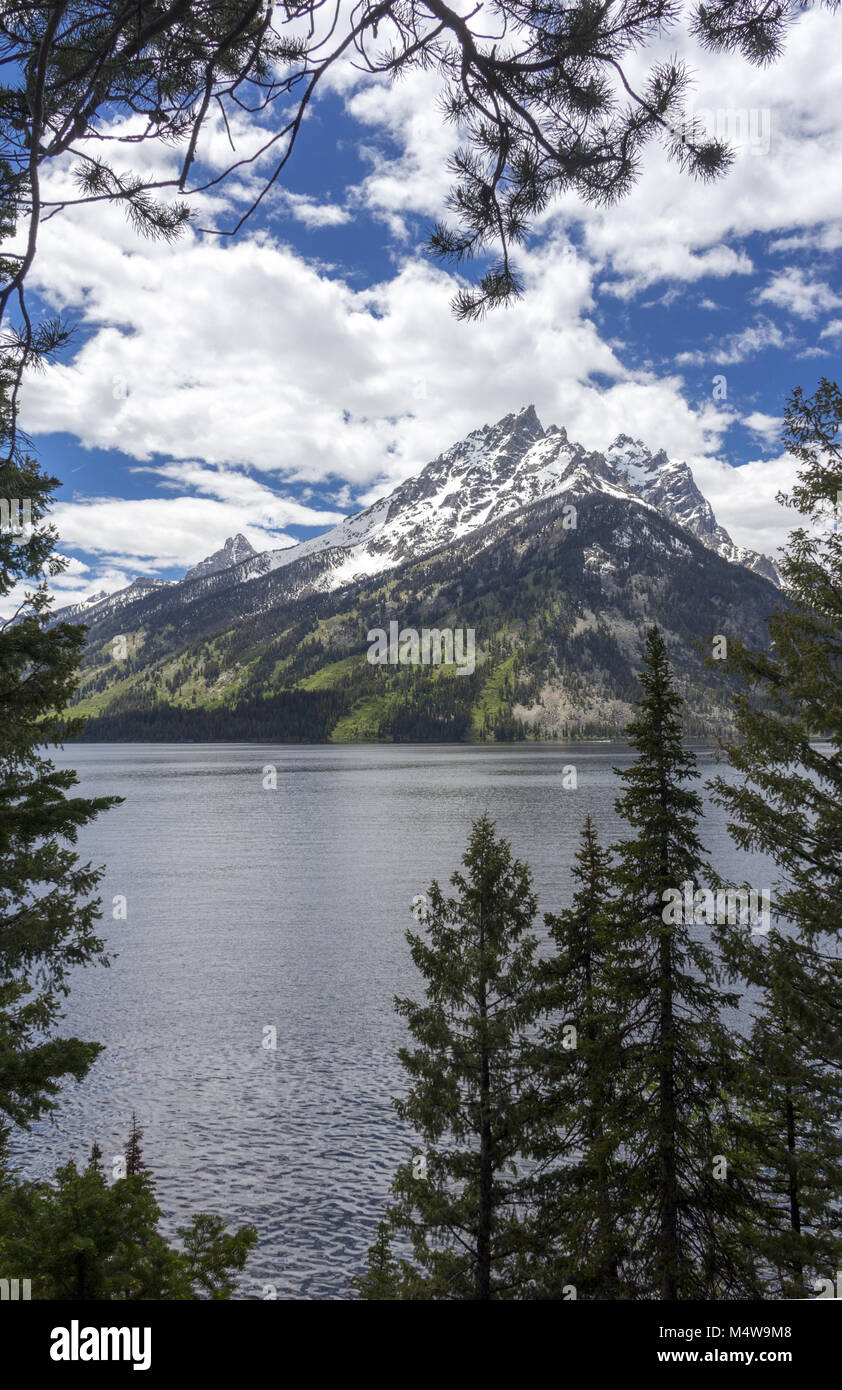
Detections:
184,533,256,582
606,436,778,584
53,576,172,627
52,536,254,627
228,404,778,596
54,406,780,630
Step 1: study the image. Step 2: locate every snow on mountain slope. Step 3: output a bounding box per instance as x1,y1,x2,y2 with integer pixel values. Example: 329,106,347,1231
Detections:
242,404,778,591
184,532,256,581
55,405,780,628
606,435,779,584
235,405,655,592
55,576,172,626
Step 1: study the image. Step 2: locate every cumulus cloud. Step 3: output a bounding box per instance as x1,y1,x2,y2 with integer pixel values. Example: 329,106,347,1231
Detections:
757,269,842,319
50,495,299,571
278,191,352,229
690,452,800,562
23,203,743,491
675,317,792,367
18,208,644,480
743,411,785,447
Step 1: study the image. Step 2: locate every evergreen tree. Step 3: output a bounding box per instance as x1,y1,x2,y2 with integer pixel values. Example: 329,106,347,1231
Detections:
712,377,842,1297
125,1111,145,1177
0,1139,257,1299
354,1220,402,1301
357,815,546,1300
608,625,755,1299
532,816,629,1299
712,377,842,997
0,363,119,1152
731,936,842,1298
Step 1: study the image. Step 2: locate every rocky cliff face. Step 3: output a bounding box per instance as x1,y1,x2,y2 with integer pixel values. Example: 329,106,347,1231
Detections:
183,533,256,581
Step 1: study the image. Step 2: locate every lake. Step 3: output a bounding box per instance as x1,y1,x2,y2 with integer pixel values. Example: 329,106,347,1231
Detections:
11,741,776,1299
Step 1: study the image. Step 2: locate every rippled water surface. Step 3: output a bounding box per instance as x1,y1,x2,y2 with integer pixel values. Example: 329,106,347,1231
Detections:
13,742,774,1299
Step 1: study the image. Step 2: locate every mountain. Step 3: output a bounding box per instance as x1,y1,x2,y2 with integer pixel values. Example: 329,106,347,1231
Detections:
53,405,779,636
605,435,779,584
61,407,785,744
183,532,256,581
277,404,779,588
55,576,172,626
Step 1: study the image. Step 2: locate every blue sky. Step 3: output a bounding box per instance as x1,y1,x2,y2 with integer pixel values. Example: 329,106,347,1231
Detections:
12,5,842,611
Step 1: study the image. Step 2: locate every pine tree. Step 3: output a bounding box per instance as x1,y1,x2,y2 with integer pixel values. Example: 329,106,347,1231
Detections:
532,816,629,1299
608,625,755,1299
712,377,842,991
125,1112,145,1177
0,1140,257,1299
711,377,842,1297
354,1220,402,1300
0,2,835,336
733,937,842,1298
357,815,546,1300
0,363,120,1153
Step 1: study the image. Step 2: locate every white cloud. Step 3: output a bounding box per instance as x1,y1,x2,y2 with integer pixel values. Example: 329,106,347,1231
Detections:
129,459,344,529
278,191,352,228
675,317,791,366
347,69,457,241
690,452,800,561
33,462,346,611
743,411,784,446
756,269,842,319
20,207,627,488
602,242,754,300
50,495,298,570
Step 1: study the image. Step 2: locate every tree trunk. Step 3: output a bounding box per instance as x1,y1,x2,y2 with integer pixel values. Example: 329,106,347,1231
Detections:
785,1089,803,1294
658,733,679,1301
584,924,618,1298
659,923,679,1300
476,895,492,1300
